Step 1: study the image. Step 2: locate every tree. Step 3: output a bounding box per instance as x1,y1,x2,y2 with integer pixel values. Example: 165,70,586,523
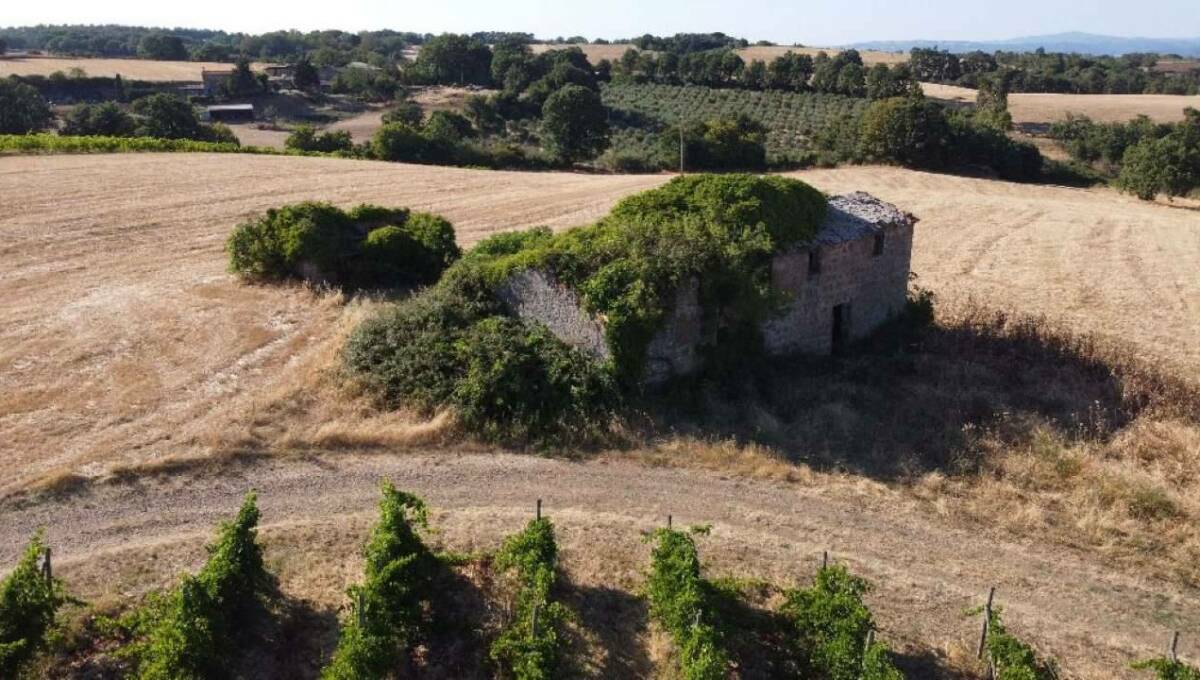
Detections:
137,33,188,61
0,77,53,134
975,71,1014,131
223,58,263,97
858,95,952,168
423,110,473,142
0,38,7,56
463,94,503,134
132,93,207,139
382,99,423,126
285,125,353,153
540,84,609,163
413,33,491,85
1117,116,1200,200
744,60,767,90
836,63,866,97
61,102,137,136
293,55,320,91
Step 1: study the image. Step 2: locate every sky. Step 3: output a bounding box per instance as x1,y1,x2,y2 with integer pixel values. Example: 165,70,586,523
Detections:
5,0,1200,46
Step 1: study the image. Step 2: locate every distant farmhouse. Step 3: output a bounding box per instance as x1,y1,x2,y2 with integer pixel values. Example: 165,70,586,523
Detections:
499,192,916,384
200,68,236,96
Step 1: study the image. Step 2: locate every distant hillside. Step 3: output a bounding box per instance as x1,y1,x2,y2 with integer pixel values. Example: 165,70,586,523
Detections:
847,32,1200,57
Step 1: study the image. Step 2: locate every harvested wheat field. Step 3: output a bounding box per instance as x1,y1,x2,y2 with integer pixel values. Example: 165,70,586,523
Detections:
0,55,274,81
922,81,1200,124
3,153,1200,677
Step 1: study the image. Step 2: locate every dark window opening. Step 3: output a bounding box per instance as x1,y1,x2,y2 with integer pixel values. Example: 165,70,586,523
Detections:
873,233,885,257
808,248,822,278
832,303,851,354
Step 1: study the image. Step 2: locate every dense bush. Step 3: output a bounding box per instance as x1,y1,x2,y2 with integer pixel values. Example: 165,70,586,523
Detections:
645,528,728,680
322,484,438,679
129,493,274,679
226,201,460,288
490,518,570,679
61,101,137,137
0,532,67,677
131,93,238,144
284,124,353,153
540,84,610,163
781,565,903,680
665,115,767,170
0,77,53,134
977,607,1059,680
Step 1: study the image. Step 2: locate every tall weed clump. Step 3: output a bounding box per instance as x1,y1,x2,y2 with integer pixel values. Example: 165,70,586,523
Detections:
226,202,461,289
321,484,439,679
780,565,903,680
130,492,274,679
0,531,67,678
645,528,729,680
489,518,569,679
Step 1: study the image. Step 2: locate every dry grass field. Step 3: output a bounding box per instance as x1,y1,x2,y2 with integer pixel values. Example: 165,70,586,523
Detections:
3,153,1200,676
530,42,906,66
922,81,1200,124
0,55,274,81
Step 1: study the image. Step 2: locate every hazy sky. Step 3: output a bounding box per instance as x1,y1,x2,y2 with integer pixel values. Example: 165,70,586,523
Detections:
5,0,1200,46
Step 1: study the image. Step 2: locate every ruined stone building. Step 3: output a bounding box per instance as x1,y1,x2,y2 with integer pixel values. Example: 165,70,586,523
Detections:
499,191,916,384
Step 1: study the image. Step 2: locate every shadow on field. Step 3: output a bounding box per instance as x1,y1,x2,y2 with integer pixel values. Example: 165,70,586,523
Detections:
562,582,654,678
644,299,1199,481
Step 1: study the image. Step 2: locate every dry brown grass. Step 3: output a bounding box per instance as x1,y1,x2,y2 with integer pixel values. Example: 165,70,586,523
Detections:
921,81,1200,124
0,55,274,81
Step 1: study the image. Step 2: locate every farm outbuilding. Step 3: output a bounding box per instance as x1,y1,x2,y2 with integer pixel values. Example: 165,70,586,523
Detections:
498,191,916,385
204,104,254,123
200,68,235,96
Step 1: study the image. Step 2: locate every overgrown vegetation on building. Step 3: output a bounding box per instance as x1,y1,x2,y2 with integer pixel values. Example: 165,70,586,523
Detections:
344,174,827,443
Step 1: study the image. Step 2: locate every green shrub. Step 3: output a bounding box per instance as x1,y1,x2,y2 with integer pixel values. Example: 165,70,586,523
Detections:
61,101,136,137
0,77,53,134
226,202,460,288
977,607,1058,680
490,518,570,679
131,493,274,679
780,565,903,680
645,528,728,680
285,125,353,153
664,116,768,171
321,484,438,679
0,532,67,678
1133,657,1200,680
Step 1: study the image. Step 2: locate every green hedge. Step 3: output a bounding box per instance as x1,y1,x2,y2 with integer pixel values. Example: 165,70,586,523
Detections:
490,518,570,679
645,527,729,680
226,202,461,289
0,532,67,678
780,565,903,680
0,133,268,155
321,484,439,679
128,493,274,679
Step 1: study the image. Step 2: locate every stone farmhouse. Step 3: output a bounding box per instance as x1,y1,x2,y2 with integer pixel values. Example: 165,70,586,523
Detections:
498,192,916,384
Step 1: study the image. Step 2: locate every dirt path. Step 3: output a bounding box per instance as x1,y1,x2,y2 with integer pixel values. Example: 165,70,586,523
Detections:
2,452,1195,678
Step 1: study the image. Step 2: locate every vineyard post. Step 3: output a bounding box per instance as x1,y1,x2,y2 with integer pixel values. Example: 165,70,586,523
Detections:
536,498,542,521
667,514,672,530
822,550,828,570
356,589,365,628
1170,631,1180,662
977,586,996,659
531,602,539,638
863,629,876,670
42,546,52,584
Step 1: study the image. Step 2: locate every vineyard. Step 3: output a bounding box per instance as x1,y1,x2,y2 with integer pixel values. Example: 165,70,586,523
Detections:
3,489,1194,679
601,82,871,164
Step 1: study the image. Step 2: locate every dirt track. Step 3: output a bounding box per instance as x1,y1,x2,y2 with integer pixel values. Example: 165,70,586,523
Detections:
2,452,1196,679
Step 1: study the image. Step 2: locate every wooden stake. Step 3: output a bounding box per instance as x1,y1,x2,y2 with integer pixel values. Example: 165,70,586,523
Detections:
667,514,672,529
356,589,365,627
536,498,542,521
42,547,51,584
1170,631,1180,663
531,602,539,637
822,550,828,570
977,587,996,659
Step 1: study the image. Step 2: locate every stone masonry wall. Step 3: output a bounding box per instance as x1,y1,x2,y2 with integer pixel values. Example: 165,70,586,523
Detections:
496,269,611,362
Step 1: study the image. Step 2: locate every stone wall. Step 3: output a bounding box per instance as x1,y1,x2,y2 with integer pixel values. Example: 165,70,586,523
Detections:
497,191,915,385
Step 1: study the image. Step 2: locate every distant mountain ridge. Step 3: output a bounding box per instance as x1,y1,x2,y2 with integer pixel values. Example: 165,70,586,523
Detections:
846,32,1200,57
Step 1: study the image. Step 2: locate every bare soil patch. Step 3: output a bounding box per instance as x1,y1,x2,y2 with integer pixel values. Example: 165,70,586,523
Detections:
921,81,1200,124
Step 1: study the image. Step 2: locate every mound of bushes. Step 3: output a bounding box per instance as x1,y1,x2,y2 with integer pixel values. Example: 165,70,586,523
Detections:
343,174,827,443
490,517,569,678
226,202,461,289
0,532,67,678
645,527,729,680
284,125,354,154
781,565,903,680
124,493,274,679
322,484,439,679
